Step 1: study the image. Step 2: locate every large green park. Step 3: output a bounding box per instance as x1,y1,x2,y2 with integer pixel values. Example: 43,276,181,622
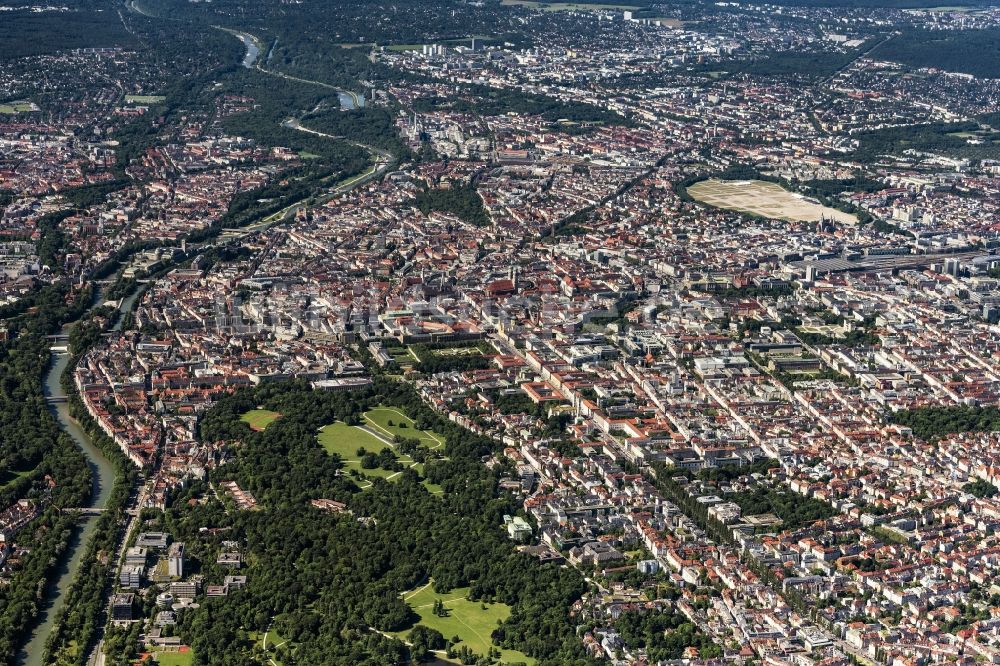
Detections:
101,380,590,664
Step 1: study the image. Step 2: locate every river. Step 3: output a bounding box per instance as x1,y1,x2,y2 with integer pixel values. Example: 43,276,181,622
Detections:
338,91,365,110
16,23,373,660
16,285,143,666
235,31,261,69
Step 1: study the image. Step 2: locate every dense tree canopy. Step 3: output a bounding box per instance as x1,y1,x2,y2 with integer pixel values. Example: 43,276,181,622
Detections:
144,380,599,665
411,184,491,228
614,608,720,661
891,405,1000,441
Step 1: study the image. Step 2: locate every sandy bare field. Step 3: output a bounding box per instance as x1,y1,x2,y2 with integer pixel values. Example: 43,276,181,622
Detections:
688,178,858,224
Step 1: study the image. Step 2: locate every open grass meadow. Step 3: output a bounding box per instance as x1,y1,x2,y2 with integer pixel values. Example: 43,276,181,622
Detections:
363,405,446,449
317,420,442,492
0,101,37,113
248,626,296,665
318,421,388,459
0,467,33,488
240,409,281,431
397,583,535,664
319,411,444,493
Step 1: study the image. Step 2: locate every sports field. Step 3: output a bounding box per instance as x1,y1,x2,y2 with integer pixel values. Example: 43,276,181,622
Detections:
144,647,194,665
398,583,535,665
688,178,857,224
0,101,37,113
240,409,281,431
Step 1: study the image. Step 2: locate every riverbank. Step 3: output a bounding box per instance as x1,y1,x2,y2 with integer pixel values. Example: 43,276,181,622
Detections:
16,287,141,666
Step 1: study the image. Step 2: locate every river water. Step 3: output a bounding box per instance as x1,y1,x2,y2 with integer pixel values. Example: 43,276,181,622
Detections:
16,286,143,666
338,91,365,110
236,32,260,69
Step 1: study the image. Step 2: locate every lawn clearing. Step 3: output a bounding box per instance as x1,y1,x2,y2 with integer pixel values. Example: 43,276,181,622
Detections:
688,178,857,224
0,101,37,113
250,625,296,666
397,584,534,665
318,421,431,488
240,409,281,431
363,405,445,449
0,467,33,487
318,422,387,459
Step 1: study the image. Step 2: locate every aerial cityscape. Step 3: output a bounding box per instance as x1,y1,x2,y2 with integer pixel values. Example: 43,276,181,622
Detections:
1,0,1000,665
